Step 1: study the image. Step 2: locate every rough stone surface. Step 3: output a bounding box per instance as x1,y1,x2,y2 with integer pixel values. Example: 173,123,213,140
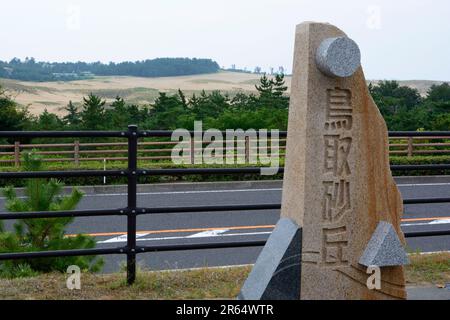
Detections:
359,221,410,267
238,218,302,300
316,37,361,78
281,22,407,300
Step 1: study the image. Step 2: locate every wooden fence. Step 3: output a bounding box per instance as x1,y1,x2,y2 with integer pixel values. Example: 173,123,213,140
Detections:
389,136,450,156
0,136,449,167
0,138,287,167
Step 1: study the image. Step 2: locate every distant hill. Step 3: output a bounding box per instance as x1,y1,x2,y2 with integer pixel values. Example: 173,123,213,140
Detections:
0,57,220,82
0,71,446,115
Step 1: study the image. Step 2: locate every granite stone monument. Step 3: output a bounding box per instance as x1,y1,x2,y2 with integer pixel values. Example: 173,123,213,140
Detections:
239,21,409,300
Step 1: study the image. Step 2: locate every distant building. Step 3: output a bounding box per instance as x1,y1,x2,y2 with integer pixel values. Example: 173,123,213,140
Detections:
2,67,13,75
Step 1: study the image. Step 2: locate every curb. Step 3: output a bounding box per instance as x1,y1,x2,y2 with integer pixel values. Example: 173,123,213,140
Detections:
4,180,284,197
3,176,449,197
394,175,450,184
407,286,450,300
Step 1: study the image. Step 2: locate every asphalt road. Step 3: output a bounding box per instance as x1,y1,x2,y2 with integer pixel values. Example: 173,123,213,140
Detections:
1,177,450,273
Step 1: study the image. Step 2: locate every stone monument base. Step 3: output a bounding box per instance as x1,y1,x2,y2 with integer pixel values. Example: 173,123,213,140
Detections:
238,218,302,300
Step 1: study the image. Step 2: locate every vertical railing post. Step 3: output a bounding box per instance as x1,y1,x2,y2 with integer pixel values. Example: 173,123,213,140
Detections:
127,125,138,285
407,137,413,157
245,136,250,164
190,137,195,165
14,141,20,167
74,140,80,166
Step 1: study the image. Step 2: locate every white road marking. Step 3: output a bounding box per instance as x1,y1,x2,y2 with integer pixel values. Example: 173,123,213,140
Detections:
96,217,449,243
98,232,150,244
401,219,450,227
2,181,450,200
397,182,450,187
414,250,450,255
81,182,450,197
97,230,272,244
186,229,228,238
402,222,436,227
82,188,283,198
429,219,450,225
0,188,282,200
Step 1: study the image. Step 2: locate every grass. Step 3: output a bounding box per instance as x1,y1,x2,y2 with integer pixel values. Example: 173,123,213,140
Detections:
0,153,449,188
0,153,448,188
0,159,285,188
0,253,448,300
35,101,61,106
0,266,252,300
0,154,447,173
189,79,233,84
406,252,450,286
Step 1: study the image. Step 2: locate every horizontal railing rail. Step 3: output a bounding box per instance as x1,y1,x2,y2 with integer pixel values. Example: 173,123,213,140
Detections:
0,127,449,285
1,131,450,166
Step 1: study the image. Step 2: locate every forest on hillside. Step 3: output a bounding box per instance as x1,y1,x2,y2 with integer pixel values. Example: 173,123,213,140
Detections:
0,57,220,82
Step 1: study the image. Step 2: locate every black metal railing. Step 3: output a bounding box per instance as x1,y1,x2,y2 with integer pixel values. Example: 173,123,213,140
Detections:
0,127,449,284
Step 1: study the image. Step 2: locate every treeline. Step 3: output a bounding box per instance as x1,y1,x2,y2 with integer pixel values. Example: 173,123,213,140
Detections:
0,57,220,82
0,74,289,137
1,76,449,137
369,81,450,131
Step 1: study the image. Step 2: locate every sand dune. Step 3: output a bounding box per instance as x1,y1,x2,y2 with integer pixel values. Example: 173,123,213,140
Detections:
0,71,444,115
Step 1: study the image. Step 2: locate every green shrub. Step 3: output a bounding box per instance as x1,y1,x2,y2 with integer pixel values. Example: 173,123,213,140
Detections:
390,155,450,176
0,155,448,189
0,152,103,278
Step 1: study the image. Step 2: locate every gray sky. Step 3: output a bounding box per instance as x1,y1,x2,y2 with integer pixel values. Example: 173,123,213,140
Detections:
1,0,449,80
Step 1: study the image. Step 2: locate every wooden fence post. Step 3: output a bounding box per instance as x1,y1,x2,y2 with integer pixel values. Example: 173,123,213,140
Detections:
14,141,20,167
190,138,195,165
245,136,250,163
407,137,413,157
74,140,80,166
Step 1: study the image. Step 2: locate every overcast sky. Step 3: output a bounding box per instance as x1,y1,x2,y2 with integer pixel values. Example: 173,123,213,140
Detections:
1,0,449,80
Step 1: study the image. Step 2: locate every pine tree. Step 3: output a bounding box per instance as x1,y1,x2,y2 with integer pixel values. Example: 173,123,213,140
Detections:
0,152,103,278
148,92,187,129
255,74,274,97
178,89,187,108
272,73,289,109
108,96,128,128
63,101,81,128
272,73,288,98
80,93,106,130
254,74,289,109
0,85,30,132
36,109,63,131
